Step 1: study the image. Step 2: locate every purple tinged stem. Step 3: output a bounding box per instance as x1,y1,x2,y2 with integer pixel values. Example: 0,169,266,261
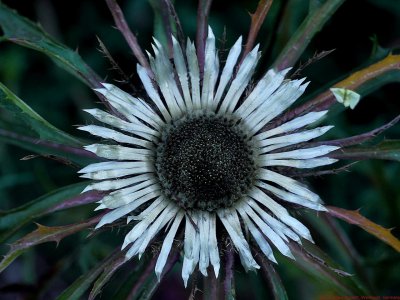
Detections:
0,128,97,158
223,244,236,300
320,115,400,148
46,190,106,214
105,0,153,77
196,0,213,77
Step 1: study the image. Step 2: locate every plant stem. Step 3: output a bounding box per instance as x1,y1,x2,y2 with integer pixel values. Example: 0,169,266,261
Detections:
321,215,376,293
223,244,236,300
163,0,185,47
46,190,106,214
105,0,152,76
127,256,157,299
268,54,400,129
203,268,221,300
254,250,288,300
319,115,400,147
272,0,345,71
0,128,97,158
241,0,273,64
196,0,213,77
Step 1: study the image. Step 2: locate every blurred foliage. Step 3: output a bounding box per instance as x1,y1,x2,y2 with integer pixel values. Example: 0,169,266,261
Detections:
0,0,399,299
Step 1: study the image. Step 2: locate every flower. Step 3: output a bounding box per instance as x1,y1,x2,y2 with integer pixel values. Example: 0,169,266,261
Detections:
78,27,339,287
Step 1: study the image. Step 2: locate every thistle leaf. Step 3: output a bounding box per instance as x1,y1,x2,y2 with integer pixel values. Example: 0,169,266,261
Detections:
288,241,368,295
0,83,82,146
256,254,288,300
327,206,400,252
0,217,100,273
331,140,400,162
56,248,124,300
0,3,101,88
273,0,345,70
89,252,128,300
0,182,101,243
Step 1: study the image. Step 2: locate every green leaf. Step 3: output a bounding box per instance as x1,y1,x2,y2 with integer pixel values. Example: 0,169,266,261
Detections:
57,248,122,300
89,252,128,300
0,182,90,243
0,3,101,88
148,0,174,50
0,218,99,273
288,241,368,295
0,128,97,166
327,206,400,252
272,0,345,70
112,256,159,300
0,83,83,147
256,255,288,300
332,140,400,162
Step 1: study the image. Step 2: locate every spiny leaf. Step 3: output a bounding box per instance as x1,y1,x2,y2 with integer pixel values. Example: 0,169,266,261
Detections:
288,241,368,295
0,3,101,88
0,83,82,147
89,251,128,300
112,248,179,300
111,255,156,299
255,253,288,300
0,217,100,273
273,0,345,70
0,182,102,243
327,206,400,252
331,140,400,162
57,249,123,300
0,128,97,166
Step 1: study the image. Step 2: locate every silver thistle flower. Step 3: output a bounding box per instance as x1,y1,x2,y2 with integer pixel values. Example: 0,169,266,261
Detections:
78,27,339,287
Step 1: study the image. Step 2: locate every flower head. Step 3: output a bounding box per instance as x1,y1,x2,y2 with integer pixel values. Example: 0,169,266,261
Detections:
79,27,339,286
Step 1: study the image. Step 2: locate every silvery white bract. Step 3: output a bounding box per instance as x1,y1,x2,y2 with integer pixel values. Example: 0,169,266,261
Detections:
79,27,339,287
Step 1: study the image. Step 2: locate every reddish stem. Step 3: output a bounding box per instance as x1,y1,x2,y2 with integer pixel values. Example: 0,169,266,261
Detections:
241,0,273,64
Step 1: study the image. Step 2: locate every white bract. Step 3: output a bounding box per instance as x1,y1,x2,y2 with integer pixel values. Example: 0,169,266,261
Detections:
80,27,339,287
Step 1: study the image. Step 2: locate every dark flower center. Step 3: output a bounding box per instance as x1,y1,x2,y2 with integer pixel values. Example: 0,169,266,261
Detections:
155,115,256,211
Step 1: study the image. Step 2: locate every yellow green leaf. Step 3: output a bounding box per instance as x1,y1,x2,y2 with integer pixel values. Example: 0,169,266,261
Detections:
327,206,400,252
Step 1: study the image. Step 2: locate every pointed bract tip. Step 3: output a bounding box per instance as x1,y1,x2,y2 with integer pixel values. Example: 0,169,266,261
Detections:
101,83,114,90
269,254,278,264
121,239,130,250
213,265,220,278
156,272,162,282
95,221,104,230
152,37,162,47
93,88,107,94
83,144,97,153
94,204,106,211
76,125,89,132
81,186,92,193
183,278,189,288
83,108,96,114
